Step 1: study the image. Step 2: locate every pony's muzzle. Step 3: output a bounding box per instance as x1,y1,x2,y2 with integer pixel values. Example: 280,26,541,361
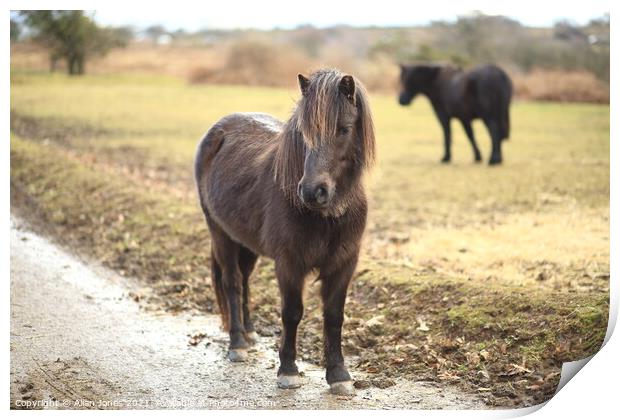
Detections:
298,181,330,208
398,92,412,106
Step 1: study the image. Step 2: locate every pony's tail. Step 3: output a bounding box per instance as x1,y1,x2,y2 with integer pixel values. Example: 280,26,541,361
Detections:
195,126,229,330
500,105,510,141
499,73,512,141
210,250,230,331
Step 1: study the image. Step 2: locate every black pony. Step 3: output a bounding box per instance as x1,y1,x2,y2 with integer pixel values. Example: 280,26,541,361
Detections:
399,64,512,165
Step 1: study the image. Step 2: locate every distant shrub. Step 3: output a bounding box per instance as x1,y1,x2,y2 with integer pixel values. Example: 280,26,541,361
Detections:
512,69,609,103
188,40,312,88
187,66,217,84
353,54,399,93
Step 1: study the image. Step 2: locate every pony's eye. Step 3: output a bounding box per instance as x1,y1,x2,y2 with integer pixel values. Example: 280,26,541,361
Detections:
339,126,351,136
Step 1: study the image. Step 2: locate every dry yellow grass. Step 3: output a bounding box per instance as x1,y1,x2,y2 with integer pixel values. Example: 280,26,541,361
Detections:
369,208,609,292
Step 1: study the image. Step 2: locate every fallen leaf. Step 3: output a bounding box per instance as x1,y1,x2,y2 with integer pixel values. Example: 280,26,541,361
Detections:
500,363,533,377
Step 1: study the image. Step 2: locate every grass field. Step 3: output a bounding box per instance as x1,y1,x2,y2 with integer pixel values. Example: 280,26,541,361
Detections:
10,71,609,408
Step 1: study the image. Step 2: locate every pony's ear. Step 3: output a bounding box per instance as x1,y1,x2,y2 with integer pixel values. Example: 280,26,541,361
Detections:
298,74,310,95
339,75,356,103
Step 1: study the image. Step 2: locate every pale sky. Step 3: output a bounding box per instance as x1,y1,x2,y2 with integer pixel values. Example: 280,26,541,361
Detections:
91,0,610,31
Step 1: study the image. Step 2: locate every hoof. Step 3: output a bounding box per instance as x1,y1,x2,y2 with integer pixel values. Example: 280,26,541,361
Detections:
246,331,260,345
330,381,355,396
227,348,248,362
277,374,301,389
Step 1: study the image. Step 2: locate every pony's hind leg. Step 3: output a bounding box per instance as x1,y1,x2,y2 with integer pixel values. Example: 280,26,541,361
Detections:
208,220,250,362
238,246,259,345
460,119,482,162
484,118,503,165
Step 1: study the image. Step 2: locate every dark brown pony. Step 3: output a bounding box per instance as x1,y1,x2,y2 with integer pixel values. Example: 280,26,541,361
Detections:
194,69,375,395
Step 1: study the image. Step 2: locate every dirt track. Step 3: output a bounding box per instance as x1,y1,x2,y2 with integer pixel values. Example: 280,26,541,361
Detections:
10,216,484,409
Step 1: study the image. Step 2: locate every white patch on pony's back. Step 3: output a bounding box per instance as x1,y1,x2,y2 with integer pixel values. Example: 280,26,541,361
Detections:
246,112,283,133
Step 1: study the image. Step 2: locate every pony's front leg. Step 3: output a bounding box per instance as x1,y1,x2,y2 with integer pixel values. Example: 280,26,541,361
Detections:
321,258,357,395
439,115,452,163
275,261,304,389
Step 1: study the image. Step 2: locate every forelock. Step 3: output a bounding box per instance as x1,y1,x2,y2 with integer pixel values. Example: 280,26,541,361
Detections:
295,69,352,148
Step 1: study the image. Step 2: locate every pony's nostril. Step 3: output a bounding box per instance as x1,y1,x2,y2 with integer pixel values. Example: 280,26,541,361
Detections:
297,182,303,198
314,185,328,204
